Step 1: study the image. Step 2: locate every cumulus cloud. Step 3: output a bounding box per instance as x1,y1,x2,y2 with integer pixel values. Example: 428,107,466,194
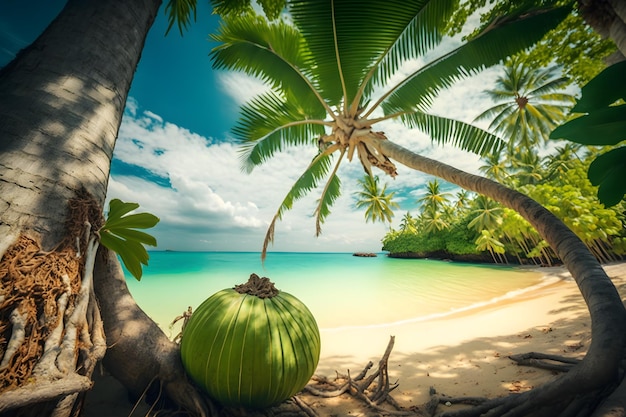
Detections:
112,26,509,252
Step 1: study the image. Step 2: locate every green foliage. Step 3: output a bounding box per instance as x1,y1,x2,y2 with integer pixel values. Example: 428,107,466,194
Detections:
383,155,626,263
212,0,286,20
446,0,616,86
165,0,197,36
100,199,160,281
213,1,567,257
550,61,626,207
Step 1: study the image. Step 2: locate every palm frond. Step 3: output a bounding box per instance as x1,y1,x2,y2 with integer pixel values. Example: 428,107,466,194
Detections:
367,0,457,94
528,76,573,97
473,102,512,123
380,5,570,114
234,91,328,171
401,111,505,156
165,0,197,36
211,13,324,113
290,0,454,108
262,153,334,259
314,161,343,236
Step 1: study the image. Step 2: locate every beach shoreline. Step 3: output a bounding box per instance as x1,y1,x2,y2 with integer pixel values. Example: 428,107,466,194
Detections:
84,261,626,416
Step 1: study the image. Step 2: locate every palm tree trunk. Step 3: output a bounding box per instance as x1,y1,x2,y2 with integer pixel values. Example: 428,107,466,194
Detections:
579,0,626,59
376,138,626,416
0,1,208,415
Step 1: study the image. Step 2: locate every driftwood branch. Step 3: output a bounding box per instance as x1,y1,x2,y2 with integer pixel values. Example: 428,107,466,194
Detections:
300,336,415,415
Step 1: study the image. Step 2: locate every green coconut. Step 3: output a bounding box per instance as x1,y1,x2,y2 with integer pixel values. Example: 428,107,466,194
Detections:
180,273,321,409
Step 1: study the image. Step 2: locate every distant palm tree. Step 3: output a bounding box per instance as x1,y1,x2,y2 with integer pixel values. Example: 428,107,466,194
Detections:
416,179,452,215
479,152,510,183
399,211,417,233
453,189,471,215
354,175,399,225
468,195,503,231
474,59,576,156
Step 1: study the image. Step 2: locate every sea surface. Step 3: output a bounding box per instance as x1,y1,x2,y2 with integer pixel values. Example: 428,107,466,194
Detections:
125,251,549,336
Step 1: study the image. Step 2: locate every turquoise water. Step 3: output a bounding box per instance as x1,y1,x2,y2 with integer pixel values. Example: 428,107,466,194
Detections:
125,252,546,334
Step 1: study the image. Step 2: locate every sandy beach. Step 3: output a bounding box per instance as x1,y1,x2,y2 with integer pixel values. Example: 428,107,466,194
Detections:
84,261,626,416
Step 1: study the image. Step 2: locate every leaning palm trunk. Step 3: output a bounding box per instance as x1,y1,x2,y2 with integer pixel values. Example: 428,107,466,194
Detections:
0,0,208,415
377,137,626,416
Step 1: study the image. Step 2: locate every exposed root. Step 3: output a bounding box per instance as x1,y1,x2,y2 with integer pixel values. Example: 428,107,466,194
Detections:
0,190,106,416
508,352,581,373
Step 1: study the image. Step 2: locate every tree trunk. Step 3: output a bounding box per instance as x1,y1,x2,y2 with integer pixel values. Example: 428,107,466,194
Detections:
376,137,626,416
0,1,207,415
578,0,626,60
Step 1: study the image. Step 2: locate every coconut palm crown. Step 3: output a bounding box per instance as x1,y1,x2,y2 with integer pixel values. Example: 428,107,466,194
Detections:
210,0,569,258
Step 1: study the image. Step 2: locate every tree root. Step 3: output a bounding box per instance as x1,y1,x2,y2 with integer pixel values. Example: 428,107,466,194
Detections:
508,352,581,373
426,350,625,417
0,194,107,416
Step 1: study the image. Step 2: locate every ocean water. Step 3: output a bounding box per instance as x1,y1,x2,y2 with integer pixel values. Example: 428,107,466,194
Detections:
125,252,548,336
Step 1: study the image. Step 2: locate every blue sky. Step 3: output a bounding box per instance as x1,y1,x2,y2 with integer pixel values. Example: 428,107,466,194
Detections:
0,1,506,253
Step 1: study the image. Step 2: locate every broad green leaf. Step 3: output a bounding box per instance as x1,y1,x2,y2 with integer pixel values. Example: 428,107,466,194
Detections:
103,212,161,230
100,199,159,280
549,105,626,146
572,61,626,113
100,232,147,280
588,147,626,207
106,228,158,247
106,199,140,223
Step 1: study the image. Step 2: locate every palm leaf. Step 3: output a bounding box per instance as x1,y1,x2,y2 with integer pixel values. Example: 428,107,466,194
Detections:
234,92,328,171
290,0,449,108
400,111,505,156
314,154,344,235
262,153,333,259
381,5,570,114
211,14,323,112
164,0,197,36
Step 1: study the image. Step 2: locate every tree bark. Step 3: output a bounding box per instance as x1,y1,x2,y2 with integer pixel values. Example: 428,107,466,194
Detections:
578,0,626,60
376,137,626,416
93,249,213,416
0,1,200,415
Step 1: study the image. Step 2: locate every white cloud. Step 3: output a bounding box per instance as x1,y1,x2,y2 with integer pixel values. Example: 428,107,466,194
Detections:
109,106,390,252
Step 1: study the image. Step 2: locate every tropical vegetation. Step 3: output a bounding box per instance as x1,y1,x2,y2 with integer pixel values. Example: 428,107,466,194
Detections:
382,153,626,265
1,0,625,416
381,59,626,265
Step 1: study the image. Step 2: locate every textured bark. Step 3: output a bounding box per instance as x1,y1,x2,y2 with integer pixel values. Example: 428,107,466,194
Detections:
0,1,176,415
579,0,626,59
93,249,213,417
376,138,626,416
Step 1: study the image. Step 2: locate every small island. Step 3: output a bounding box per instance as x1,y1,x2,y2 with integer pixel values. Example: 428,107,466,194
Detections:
353,252,377,257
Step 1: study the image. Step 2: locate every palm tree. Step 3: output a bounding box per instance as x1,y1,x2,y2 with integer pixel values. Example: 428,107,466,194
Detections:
212,2,626,416
474,58,576,156
354,175,399,226
467,195,503,231
416,179,452,215
0,1,214,415
399,211,417,233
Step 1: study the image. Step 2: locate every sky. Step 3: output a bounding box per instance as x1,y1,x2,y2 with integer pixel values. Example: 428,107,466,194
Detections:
0,1,510,253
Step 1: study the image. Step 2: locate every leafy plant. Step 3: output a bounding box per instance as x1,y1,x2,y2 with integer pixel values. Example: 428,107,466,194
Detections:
99,199,160,280
550,60,626,207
